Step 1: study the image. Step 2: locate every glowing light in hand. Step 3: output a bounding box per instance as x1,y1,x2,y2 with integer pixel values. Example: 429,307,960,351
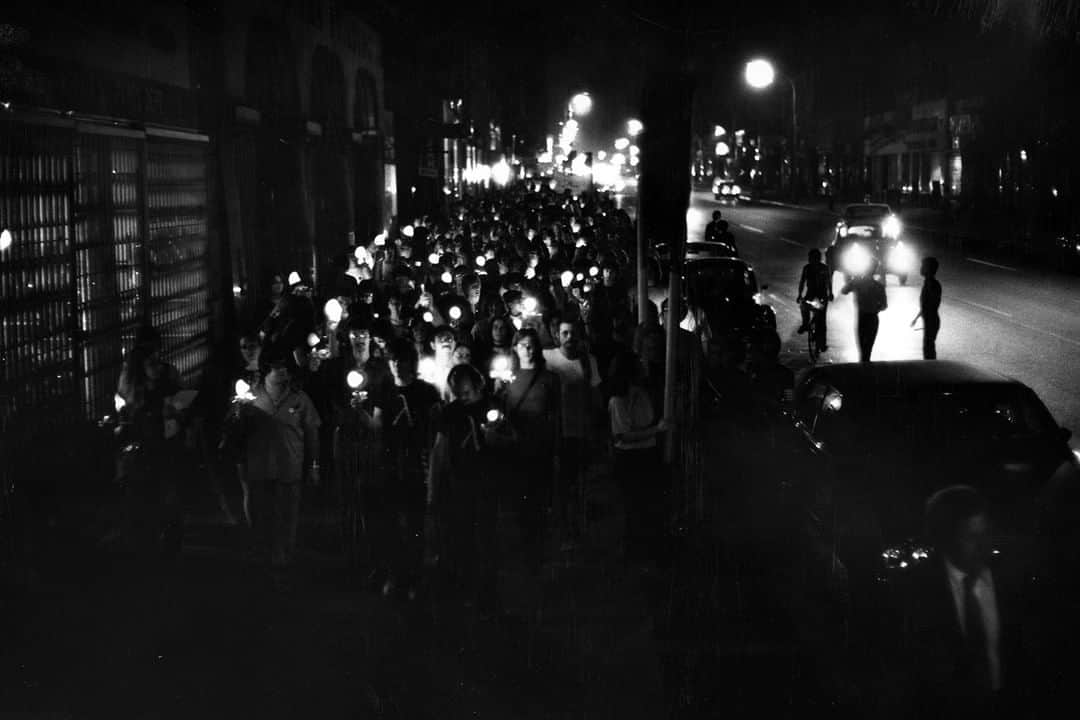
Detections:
347,370,366,390
323,298,343,324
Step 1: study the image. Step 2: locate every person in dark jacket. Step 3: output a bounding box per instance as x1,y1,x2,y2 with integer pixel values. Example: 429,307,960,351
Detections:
902,485,1030,719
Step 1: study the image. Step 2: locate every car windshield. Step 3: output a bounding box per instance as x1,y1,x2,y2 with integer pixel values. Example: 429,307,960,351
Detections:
810,382,1059,454
845,206,889,222
685,263,756,304
686,242,733,256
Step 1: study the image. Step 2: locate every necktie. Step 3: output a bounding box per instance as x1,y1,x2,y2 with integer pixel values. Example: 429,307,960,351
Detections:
963,573,992,693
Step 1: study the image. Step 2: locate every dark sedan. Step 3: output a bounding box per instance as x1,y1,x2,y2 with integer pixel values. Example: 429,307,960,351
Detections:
785,361,1078,607
683,256,776,336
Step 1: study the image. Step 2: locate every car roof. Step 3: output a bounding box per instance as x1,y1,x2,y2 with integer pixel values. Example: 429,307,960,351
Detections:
685,256,750,268
799,360,1017,393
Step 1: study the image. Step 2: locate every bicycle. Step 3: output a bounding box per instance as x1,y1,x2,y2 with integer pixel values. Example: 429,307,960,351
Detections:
802,298,826,363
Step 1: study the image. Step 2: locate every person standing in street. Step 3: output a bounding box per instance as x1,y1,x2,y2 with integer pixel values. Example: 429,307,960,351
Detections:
911,256,942,360
841,263,887,362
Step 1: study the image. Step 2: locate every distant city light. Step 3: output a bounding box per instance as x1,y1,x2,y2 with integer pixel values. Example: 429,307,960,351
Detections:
1020,149,1028,162
492,158,512,186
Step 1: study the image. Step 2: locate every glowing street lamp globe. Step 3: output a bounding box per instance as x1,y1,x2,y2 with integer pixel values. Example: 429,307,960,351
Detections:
570,92,593,116
745,58,776,90
614,137,630,151
626,119,643,137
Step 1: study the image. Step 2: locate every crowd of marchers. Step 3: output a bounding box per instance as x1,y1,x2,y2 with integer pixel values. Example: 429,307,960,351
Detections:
209,183,681,615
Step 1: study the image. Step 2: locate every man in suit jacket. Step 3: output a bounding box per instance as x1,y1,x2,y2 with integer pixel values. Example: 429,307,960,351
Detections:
903,485,1029,719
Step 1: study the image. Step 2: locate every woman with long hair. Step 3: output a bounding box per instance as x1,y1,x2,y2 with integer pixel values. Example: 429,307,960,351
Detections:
504,328,561,572
606,350,667,569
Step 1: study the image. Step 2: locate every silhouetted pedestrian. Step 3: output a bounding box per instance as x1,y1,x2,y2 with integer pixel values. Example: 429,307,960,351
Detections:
911,257,942,359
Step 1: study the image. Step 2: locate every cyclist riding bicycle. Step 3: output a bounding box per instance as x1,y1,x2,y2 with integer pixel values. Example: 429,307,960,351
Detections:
796,248,832,350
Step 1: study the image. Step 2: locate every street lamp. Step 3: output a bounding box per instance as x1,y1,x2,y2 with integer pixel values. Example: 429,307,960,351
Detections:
570,92,593,117
744,57,798,200
627,118,643,137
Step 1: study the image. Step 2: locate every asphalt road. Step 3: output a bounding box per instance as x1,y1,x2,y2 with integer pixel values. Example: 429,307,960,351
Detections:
686,190,1080,444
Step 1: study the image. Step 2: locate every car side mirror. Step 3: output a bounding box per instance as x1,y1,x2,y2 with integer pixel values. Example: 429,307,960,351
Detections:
1061,427,1072,443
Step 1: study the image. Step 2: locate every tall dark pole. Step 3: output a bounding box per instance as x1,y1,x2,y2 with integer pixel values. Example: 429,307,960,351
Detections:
637,144,648,324
790,76,799,201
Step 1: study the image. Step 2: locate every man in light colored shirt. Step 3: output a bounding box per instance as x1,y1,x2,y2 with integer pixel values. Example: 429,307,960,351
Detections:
542,318,601,542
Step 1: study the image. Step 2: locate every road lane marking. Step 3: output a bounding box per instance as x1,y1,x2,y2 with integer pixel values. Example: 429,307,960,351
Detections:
781,237,803,247
1014,323,1080,348
954,299,1080,347
966,257,1018,272
740,224,765,234
957,299,1012,318
767,293,796,309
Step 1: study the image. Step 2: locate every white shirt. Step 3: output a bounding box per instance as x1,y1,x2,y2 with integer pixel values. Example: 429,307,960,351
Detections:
543,348,601,439
609,387,657,451
945,560,1001,691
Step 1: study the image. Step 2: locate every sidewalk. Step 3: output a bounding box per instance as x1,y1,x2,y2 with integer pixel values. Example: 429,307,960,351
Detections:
0,456,665,719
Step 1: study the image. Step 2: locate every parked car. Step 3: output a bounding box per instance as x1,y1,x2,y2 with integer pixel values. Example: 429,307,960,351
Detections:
647,256,775,339
829,203,916,285
785,360,1078,613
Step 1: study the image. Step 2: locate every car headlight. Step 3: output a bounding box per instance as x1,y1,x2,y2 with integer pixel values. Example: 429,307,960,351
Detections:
841,243,873,276
882,215,901,239
721,185,731,195
839,225,848,238
887,242,916,273
732,184,742,195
